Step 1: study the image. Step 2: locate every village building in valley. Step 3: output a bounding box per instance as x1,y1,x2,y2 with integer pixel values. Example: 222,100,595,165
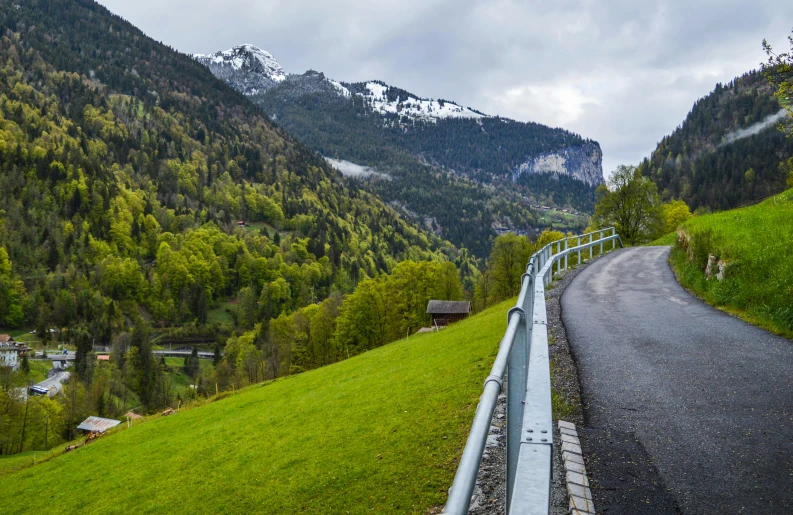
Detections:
0,335,31,371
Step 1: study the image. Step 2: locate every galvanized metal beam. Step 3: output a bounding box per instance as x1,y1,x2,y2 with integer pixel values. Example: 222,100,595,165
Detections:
442,228,620,515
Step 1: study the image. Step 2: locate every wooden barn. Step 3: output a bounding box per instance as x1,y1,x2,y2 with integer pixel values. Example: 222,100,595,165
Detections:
426,300,471,327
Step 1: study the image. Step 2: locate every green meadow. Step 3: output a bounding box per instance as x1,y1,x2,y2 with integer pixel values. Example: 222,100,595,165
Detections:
667,188,793,338
0,299,516,514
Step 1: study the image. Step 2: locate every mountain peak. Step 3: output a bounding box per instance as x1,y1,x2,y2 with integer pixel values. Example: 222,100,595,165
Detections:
193,45,285,92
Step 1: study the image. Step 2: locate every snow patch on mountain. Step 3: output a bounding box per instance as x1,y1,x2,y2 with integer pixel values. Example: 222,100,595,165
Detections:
329,79,351,98
355,81,485,122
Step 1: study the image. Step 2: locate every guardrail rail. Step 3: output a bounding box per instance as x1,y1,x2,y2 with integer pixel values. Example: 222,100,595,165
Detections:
443,227,623,515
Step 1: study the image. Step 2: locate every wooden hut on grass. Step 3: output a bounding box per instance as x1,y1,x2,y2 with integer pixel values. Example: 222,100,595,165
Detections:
426,300,471,328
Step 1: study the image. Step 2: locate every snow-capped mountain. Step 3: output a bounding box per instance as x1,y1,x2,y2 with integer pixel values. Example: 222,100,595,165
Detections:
194,44,285,95
193,44,603,188
193,46,487,124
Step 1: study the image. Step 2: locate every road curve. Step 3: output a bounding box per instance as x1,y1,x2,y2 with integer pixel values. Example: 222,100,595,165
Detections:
562,246,793,514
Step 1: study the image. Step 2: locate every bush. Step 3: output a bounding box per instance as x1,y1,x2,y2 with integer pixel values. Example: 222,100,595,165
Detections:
687,228,716,271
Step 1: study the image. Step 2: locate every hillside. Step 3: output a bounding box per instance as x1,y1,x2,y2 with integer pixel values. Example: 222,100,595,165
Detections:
0,298,515,514
668,188,793,338
641,70,792,211
0,1,455,337
195,46,600,255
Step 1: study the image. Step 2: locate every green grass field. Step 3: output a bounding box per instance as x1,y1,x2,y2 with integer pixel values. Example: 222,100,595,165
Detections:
646,231,677,246
0,298,515,514
0,327,34,338
537,209,588,232
23,359,51,384
206,299,235,326
668,188,793,338
0,446,67,476
163,357,214,399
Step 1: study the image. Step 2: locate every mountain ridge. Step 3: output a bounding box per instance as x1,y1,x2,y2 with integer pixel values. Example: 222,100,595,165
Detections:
191,44,604,187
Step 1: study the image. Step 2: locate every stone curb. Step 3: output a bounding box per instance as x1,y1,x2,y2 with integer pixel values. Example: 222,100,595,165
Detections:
559,420,596,515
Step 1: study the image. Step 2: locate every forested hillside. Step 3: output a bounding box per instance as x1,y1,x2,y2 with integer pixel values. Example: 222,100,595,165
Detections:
255,74,599,250
252,74,552,256
641,70,792,211
0,0,456,337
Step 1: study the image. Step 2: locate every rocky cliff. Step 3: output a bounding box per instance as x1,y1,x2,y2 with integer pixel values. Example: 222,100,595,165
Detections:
514,142,604,186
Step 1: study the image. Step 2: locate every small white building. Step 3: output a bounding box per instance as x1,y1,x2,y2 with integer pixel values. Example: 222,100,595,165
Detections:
0,335,30,371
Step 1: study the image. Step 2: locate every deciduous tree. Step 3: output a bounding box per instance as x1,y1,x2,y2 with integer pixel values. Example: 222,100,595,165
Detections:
763,31,793,134
592,165,662,245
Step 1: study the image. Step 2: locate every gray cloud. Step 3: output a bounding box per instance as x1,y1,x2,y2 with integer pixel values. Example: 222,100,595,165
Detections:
99,0,793,177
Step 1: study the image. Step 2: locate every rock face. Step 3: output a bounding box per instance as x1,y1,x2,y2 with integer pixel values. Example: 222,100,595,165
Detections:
193,44,285,95
514,142,604,186
262,70,346,100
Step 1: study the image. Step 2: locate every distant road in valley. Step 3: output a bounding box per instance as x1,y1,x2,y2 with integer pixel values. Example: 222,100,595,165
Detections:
562,247,793,514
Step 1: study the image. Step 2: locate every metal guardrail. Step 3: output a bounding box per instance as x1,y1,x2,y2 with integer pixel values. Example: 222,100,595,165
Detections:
443,227,623,515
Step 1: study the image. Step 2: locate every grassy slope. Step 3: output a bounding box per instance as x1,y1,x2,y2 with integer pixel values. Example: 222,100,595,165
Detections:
23,360,51,383
164,357,214,399
646,232,677,246
0,298,515,514
669,188,793,338
206,299,235,325
0,447,66,476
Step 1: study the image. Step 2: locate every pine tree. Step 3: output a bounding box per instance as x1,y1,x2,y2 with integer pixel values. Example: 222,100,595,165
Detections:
188,347,200,380
20,352,30,375
213,343,221,367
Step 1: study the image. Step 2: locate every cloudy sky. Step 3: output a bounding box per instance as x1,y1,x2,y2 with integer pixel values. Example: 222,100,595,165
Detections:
98,0,793,177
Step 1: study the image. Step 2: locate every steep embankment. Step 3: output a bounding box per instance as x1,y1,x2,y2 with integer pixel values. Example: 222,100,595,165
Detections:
668,188,793,338
0,299,515,514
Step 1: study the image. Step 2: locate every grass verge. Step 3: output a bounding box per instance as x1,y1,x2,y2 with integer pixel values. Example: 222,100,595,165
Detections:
645,232,676,246
0,298,516,514
669,188,793,339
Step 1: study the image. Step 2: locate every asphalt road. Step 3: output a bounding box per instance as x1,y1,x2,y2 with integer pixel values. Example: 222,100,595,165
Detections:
34,370,70,396
562,246,793,514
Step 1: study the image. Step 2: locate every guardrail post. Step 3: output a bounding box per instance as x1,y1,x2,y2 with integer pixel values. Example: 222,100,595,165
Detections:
555,243,559,275
542,247,547,286
577,236,581,265
563,238,568,271
546,247,551,286
554,243,558,274
587,234,591,261
599,230,604,255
